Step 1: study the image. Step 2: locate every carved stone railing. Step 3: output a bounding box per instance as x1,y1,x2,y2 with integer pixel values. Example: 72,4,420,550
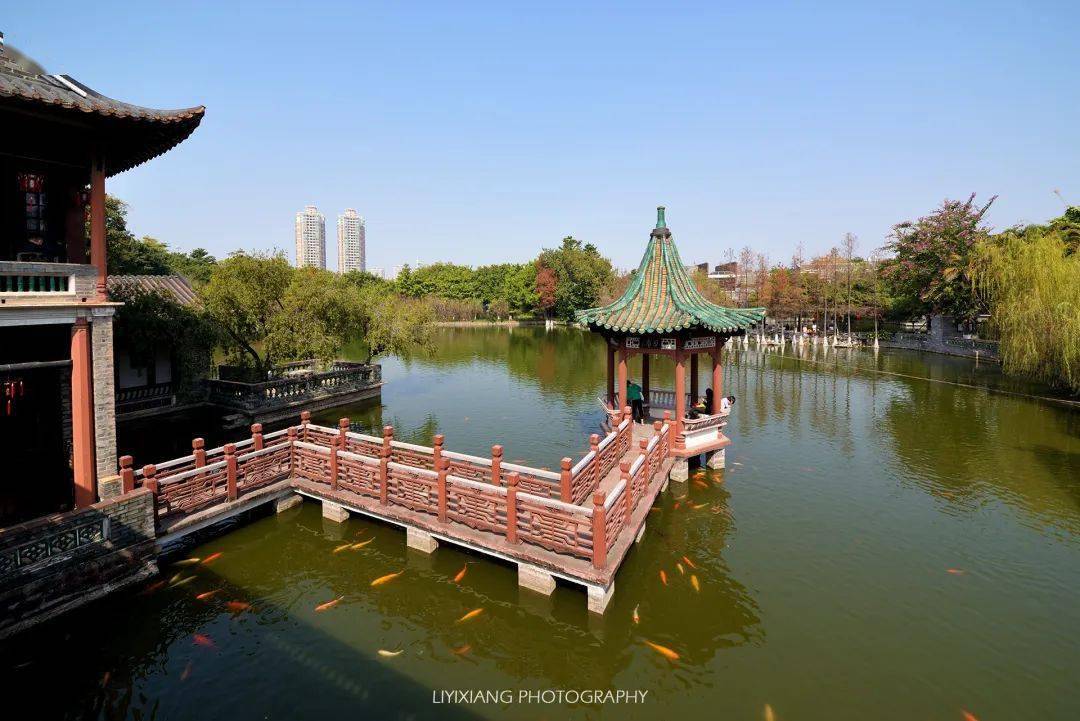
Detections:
205,363,381,413
116,382,176,414
0,261,96,300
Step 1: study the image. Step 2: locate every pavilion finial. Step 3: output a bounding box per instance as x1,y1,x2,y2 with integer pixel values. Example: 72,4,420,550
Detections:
655,206,666,229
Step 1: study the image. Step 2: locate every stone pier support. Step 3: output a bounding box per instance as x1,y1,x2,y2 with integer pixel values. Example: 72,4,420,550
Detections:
635,522,647,544
322,500,349,523
406,527,438,553
518,563,556,595
670,458,689,483
587,582,614,615
706,449,726,470
275,494,303,513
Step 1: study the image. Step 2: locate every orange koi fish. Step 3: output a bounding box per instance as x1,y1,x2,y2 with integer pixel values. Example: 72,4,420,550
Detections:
195,589,222,601
226,601,251,613
201,552,223,565
649,508,661,514
101,671,111,687
643,640,680,661
170,576,196,588
455,608,485,624
315,596,344,612
371,570,404,587
453,565,468,583
691,502,708,510
174,558,201,567
192,633,215,648
377,649,404,658
332,543,352,554
764,703,776,721
141,580,167,595
676,563,685,575
693,480,709,489
690,575,700,593
947,568,966,575
350,539,373,550
673,502,681,510
632,604,640,624
180,661,192,681
681,555,697,569
961,711,980,721
659,570,668,586
452,644,472,655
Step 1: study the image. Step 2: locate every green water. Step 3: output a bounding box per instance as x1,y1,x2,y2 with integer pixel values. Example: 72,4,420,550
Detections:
3,327,1079,720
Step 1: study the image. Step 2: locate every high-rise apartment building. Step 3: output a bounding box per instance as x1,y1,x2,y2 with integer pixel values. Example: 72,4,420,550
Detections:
294,205,326,269
337,209,365,273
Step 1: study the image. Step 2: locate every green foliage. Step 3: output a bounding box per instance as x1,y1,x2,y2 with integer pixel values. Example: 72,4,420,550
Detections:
200,253,293,371
394,261,538,318
103,195,217,283
110,286,217,400
882,193,996,322
362,288,436,362
266,268,368,364
536,236,614,321
974,228,1080,392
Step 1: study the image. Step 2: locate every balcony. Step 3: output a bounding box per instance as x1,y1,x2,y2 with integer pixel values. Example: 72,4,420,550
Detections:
0,261,98,305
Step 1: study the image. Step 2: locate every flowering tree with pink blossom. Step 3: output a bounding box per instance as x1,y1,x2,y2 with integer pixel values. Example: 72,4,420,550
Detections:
883,193,996,322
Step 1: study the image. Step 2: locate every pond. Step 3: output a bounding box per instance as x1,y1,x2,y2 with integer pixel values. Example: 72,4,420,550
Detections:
3,326,1078,720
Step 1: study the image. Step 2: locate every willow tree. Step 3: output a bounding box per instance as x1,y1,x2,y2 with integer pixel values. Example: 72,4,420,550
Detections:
974,229,1080,392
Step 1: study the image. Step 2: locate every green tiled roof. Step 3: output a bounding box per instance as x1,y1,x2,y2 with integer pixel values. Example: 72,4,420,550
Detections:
576,208,765,334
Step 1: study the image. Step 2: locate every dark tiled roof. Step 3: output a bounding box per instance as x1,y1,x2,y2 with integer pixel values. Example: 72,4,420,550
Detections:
0,43,204,176
108,275,200,307
576,209,765,334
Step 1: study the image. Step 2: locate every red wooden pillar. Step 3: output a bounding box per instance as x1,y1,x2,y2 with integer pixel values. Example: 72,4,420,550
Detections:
641,353,651,410
712,346,723,414
379,426,392,505
606,343,615,407
591,490,607,569
491,444,503,486
328,435,340,491
690,352,699,405
433,433,444,471
338,417,350,452
119,455,135,494
70,318,96,508
559,457,572,502
506,472,519,543
224,444,238,501
674,352,686,444
589,433,600,488
617,349,628,412
251,423,264,450
287,427,297,476
192,438,206,468
437,457,448,523
300,410,311,442
90,156,107,300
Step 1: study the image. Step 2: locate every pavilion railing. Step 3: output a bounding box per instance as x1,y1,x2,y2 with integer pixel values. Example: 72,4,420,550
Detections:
123,409,671,570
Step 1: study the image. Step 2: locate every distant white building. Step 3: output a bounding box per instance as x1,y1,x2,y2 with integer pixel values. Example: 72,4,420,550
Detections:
368,267,385,279
336,208,365,273
294,205,326,269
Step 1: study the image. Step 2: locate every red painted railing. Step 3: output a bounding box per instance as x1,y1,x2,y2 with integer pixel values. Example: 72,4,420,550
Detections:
127,409,671,571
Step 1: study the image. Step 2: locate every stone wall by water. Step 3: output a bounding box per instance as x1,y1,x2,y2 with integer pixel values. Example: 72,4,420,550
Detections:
0,489,157,638
880,314,1000,361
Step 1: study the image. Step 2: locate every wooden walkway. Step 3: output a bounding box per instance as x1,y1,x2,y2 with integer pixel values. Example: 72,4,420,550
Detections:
124,409,675,613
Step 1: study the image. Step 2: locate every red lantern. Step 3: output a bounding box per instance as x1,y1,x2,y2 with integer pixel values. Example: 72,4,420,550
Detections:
17,172,44,193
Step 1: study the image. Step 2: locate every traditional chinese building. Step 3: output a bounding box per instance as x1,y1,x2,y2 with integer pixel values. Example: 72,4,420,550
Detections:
0,33,203,524
577,207,765,478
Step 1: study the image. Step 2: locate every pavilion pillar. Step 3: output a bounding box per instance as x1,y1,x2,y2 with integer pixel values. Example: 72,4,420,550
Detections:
690,352,699,405
674,350,686,443
606,344,615,407
617,349,628,412
71,318,96,508
90,156,107,300
641,354,650,408
712,346,723,414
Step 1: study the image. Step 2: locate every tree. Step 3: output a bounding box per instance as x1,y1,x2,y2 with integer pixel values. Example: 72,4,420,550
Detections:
842,232,858,336
200,253,293,371
266,268,368,364
535,265,557,318
536,236,614,321
360,288,435,362
102,195,217,282
883,193,996,322
974,222,1080,392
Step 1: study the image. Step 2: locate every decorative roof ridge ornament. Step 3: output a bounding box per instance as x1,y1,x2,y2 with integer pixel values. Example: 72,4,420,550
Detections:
655,206,666,229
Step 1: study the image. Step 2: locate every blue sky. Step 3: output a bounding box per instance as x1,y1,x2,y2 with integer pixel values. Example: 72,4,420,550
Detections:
8,1,1078,271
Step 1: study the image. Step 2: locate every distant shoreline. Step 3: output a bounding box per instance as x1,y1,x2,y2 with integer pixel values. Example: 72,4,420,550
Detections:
435,319,564,328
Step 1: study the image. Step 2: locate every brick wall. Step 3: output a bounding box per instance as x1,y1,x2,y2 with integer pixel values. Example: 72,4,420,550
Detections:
0,489,157,638
91,310,117,478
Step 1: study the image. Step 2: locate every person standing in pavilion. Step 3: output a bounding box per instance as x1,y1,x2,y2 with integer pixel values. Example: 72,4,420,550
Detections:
626,378,645,423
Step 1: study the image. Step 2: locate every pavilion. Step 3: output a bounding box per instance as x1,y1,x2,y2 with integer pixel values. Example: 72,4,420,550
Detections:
577,207,765,479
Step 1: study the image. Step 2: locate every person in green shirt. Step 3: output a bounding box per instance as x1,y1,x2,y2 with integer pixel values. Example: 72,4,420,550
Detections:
626,379,644,423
